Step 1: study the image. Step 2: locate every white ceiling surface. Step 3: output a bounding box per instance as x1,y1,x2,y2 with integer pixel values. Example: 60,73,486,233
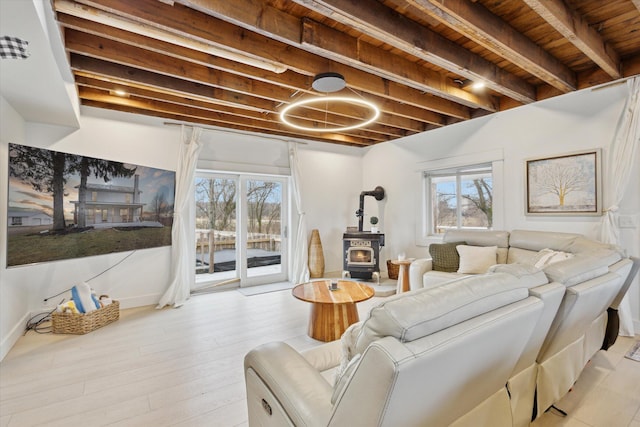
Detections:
0,0,79,128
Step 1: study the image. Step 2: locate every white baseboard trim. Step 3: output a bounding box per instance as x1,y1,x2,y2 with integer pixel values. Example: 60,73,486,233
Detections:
0,311,30,362
1,294,163,362
115,294,161,310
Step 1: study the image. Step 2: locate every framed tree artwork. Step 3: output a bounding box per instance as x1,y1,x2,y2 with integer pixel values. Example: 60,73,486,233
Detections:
525,149,602,216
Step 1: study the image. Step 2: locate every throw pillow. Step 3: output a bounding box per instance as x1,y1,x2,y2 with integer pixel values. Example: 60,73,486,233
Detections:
533,248,574,268
429,241,466,272
331,322,363,404
456,245,498,274
71,282,100,313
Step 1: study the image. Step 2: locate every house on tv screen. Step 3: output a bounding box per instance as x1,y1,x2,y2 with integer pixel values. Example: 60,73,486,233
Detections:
70,174,158,228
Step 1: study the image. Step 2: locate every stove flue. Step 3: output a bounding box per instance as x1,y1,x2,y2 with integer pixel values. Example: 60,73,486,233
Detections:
355,186,385,232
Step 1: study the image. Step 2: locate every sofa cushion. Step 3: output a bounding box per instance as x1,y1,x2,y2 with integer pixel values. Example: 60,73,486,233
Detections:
429,241,466,272
423,271,468,289
507,247,539,264
353,271,533,355
457,245,498,274
567,238,624,263
543,253,612,286
486,263,549,288
443,229,509,248
509,230,580,252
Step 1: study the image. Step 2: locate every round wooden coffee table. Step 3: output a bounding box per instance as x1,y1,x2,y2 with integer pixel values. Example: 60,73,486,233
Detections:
292,280,374,342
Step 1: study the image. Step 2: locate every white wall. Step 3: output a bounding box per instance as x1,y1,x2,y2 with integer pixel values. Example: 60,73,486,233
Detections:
362,82,640,330
3,82,637,360
0,110,181,359
0,106,364,359
296,146,363,274
1,95,30,360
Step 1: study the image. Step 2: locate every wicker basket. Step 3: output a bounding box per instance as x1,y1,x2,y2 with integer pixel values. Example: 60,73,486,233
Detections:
52,301,120,335
386,260,399,280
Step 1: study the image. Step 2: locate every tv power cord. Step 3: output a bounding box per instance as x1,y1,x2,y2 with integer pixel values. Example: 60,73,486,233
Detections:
25,251,136,334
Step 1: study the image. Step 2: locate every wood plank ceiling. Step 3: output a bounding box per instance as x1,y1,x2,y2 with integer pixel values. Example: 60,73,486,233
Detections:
54,0,640,147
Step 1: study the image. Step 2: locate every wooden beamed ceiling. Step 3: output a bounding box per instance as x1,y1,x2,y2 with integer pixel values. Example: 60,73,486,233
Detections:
54,0,640,147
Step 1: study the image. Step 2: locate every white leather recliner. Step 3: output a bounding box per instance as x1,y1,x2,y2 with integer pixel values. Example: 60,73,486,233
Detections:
244,267,550,426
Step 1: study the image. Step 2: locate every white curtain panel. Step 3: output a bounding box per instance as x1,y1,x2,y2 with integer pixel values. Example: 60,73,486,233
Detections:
289,142,310,284
157,126,203,309
600,76,640,336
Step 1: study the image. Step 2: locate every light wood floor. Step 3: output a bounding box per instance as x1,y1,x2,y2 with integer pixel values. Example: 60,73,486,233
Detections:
1,287,639,427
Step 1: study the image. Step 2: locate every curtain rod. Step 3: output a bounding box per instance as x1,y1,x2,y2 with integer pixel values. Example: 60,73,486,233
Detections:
162,121,308,145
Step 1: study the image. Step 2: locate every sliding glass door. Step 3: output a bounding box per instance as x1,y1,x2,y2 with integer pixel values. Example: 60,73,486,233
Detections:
195,172,287,287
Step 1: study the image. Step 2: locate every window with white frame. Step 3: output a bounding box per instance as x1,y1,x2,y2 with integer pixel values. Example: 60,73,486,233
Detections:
424,163,493,235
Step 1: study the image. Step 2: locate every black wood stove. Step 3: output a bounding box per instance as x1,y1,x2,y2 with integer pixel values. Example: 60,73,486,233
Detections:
342,232,385,282
342,186,386,282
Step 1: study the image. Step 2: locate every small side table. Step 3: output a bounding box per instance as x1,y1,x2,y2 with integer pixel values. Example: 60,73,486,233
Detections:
391,259,412,294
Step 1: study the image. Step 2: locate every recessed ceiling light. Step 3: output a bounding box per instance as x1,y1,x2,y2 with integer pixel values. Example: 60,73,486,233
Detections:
113,89,128,97
471,81,485,90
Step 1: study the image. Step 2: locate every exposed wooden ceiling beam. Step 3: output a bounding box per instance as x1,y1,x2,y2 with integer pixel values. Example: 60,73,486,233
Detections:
290,0,536,103
51,0,639,147
81,98,373,146
57,13,310,92
71,54,446,132
622,54,640,78
76,75,263,114
65,0,473,118
522,0,621,79
71,55,278,112
79,89,380,145
76,76,409,139
64,28,296,102
405,0,577,92
59,14,446,129
576,54,640,90
300,19,495,111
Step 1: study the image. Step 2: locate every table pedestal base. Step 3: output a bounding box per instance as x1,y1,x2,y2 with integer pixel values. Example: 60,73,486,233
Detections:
392,259,412,294
308,302,359,342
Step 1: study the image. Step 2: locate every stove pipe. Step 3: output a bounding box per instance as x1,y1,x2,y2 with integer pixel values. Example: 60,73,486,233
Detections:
356,186,385,231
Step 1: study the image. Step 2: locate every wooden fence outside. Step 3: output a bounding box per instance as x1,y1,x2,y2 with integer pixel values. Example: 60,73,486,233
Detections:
195,229,281,273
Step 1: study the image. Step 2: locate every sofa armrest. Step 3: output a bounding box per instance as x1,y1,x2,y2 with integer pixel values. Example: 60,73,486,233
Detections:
409,258,433,290
245,341,334,426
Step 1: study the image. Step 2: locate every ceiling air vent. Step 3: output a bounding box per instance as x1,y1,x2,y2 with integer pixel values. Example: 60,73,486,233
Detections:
0,36,30,59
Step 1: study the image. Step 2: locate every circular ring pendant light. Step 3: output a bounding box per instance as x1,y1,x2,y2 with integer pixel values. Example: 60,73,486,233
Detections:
280,96,380,132
279,73,380,132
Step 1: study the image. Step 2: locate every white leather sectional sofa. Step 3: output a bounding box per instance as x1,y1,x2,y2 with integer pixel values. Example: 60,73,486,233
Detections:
409,229,634,423
245,264,555,426
243,229,634,426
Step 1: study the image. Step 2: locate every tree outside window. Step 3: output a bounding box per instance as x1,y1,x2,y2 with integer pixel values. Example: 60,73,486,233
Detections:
428,166,492,234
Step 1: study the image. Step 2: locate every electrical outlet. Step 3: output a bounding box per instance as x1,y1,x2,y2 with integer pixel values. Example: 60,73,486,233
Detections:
41,300,56,311
618,214,638,229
